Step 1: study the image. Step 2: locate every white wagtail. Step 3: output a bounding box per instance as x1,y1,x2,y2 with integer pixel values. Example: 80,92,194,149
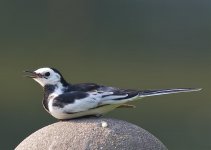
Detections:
24,67,201,120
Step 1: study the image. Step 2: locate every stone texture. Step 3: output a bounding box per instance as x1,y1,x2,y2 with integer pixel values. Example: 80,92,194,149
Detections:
16,118,167,150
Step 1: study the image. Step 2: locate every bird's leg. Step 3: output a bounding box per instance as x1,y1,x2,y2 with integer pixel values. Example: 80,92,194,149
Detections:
95,114,103,117
117,104,136,109
59,118,72,122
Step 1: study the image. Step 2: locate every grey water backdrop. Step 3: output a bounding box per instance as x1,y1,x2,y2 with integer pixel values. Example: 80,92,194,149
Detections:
0,1,210,150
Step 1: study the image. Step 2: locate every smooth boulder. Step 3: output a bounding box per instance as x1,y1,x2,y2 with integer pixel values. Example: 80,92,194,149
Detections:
16,118,167,150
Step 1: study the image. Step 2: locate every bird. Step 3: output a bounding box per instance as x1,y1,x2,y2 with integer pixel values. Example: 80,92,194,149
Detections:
24,67,201,120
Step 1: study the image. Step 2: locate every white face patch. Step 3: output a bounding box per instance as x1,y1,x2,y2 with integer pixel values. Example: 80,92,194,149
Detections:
33,68,61,87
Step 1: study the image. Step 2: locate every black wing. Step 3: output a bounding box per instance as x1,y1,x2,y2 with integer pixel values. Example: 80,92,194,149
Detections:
53,91,89,108
69,83,140,100
69,83,101,92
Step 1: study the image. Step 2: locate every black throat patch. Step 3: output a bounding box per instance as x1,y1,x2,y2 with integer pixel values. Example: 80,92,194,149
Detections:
43,84,56,111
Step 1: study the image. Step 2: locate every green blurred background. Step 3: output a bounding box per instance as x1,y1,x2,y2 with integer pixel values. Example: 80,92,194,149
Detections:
0,0,210,149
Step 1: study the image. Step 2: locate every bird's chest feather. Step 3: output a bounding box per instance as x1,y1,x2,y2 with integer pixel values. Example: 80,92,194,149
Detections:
43,84,65,111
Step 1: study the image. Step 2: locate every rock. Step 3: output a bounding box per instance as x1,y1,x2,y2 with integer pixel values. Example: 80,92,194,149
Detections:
15,118,167,150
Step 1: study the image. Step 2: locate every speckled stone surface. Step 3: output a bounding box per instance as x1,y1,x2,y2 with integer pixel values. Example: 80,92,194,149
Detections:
15,118,167,150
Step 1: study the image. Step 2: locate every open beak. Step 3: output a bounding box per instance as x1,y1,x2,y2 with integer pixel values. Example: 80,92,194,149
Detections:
23,70,43,78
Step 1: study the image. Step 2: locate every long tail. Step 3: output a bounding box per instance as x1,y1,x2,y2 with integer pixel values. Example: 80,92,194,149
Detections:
139,88,202,97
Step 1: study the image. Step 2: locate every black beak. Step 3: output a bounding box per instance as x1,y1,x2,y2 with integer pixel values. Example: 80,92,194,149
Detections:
23,70,43,78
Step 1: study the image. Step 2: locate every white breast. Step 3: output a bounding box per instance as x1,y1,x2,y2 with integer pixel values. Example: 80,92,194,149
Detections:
49,103,120,120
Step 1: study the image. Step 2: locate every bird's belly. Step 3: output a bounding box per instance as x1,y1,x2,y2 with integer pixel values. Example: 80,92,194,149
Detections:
49,104,120,120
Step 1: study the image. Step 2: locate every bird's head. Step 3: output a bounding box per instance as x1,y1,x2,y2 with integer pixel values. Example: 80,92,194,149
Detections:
24,67,68,87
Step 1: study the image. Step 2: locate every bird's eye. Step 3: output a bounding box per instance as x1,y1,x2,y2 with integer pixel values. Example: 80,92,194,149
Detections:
45,72,50,77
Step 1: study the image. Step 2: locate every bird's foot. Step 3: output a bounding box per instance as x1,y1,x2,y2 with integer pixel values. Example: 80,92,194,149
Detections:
117,104,136,109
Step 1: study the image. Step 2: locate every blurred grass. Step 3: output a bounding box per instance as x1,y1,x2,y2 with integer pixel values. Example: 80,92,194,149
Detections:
0,0,210,150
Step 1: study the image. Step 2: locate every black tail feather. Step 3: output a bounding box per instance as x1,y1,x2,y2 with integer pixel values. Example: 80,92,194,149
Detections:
139,88,201,97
